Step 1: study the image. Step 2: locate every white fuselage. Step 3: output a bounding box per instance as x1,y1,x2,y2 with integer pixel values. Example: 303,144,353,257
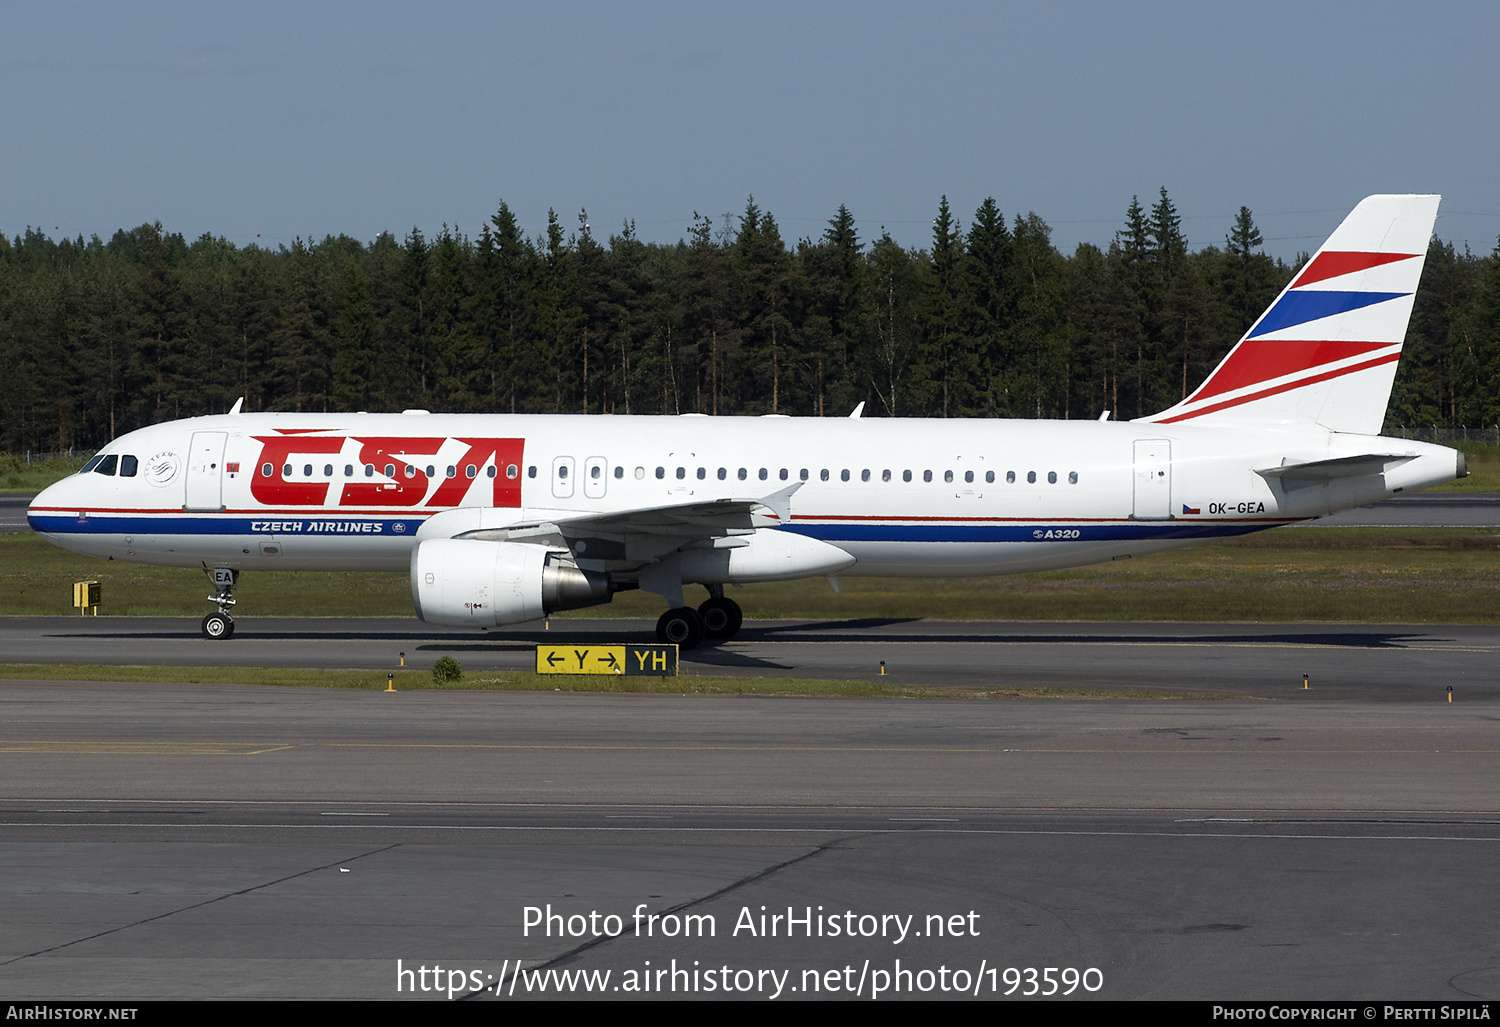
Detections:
27,411,1462,579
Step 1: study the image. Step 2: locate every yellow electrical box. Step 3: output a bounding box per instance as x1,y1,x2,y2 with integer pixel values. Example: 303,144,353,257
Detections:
73,580,100,615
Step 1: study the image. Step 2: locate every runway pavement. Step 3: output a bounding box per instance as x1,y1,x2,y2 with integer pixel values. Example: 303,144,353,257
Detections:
3,615,1497,701
4,488,1499,1001
2,615,1499,1001
0,493,34,533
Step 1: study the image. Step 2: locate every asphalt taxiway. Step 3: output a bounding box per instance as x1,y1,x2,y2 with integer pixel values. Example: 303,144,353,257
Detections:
3,615,1497,701
2,615,1498,1000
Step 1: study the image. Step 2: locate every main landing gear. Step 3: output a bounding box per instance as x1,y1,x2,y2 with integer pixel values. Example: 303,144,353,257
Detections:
655,588,743,649
202,567,237,640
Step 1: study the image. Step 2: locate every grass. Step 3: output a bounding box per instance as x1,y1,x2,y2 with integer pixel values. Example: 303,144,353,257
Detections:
0,455,90,492
0,663,1223,699
5,526,1500,623
1428,444,1500,492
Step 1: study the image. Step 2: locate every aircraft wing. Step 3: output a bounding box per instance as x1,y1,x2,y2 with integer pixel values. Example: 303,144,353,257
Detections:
419,483,804,567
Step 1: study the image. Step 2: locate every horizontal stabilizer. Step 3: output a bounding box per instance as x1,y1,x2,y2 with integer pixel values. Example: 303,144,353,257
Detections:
1256,453,1415,482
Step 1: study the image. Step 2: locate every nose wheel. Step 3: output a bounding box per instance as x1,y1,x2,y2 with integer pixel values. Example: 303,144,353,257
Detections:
202,566,238,640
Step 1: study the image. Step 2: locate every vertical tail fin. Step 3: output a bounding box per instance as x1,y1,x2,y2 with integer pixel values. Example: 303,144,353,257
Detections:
1142,194,1440,434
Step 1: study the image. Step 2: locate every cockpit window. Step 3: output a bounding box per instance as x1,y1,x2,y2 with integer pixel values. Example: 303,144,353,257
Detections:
119,455,138,477
80,455,104,475
95,455,118,476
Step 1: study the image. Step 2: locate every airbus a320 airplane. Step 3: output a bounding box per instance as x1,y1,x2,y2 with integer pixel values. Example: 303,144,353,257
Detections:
28,195,1462,647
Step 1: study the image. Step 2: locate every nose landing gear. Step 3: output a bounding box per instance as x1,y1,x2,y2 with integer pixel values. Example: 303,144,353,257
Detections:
202,567,237,639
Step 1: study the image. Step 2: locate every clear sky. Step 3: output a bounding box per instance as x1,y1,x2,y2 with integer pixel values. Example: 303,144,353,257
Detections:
4,1,1497,262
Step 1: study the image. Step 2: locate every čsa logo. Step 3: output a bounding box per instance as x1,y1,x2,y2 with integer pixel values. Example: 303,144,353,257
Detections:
249,434,525,510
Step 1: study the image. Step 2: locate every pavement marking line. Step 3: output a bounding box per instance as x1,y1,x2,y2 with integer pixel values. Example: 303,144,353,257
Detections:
0,741,293,755
4,822,1499,843
744,641,1500,653
329,743,990,752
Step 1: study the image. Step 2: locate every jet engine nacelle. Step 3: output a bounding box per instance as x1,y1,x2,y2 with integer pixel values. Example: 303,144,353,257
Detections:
674,528,856,583
411,538,610,627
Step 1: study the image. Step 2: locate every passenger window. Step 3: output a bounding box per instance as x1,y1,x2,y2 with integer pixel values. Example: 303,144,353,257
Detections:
345,465,354,477
903,470,912,483
97,455,118,476
1006,471,1015,483
964,470,973,483
528,466,537,478
1069,471,1078,484
507,464,518,479
386,463,397,478
759,468,768,481
591,465,600,479
261,463,273,477
634,467,644,479
985,471,994,483
120,455,138,477
325,464,334,477
1048,471,1057,484
365,464,376,477
676,467,686,479
862,469,871,482
799,469,809,481
445,466,456,478
738,468,748,481
466,465,477,479
717,468,727,480
425,465,435,477
558,465,568,479
486,466,497,478
404,464,415,478
780,469,788,481
655,467,665,479
883,469,891,482
820,469,829,482
1027,471,1036,483
696,467,706,480
923,470,933,483
944,470,953,483
841,469,850,482
614,466,624,479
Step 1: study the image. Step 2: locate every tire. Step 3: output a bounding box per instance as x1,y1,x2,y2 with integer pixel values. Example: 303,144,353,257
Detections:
697,596,743,640
655,607,704,649
202,613,233,640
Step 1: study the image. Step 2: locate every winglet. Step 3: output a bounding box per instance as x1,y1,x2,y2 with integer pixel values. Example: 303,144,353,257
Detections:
758,482,803,522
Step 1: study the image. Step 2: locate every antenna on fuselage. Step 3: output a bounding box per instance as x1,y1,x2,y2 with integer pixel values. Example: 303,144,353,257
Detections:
229,397,245,416
1098,410,1110,421
849,402,865,419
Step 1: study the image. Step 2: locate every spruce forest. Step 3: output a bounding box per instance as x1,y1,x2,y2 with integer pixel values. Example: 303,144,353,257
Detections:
3,189,1497,454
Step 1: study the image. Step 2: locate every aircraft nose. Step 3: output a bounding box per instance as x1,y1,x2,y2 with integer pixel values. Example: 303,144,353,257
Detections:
27,477,76,532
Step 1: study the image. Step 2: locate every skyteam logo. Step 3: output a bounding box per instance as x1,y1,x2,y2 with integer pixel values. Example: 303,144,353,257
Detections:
144,451,181,487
